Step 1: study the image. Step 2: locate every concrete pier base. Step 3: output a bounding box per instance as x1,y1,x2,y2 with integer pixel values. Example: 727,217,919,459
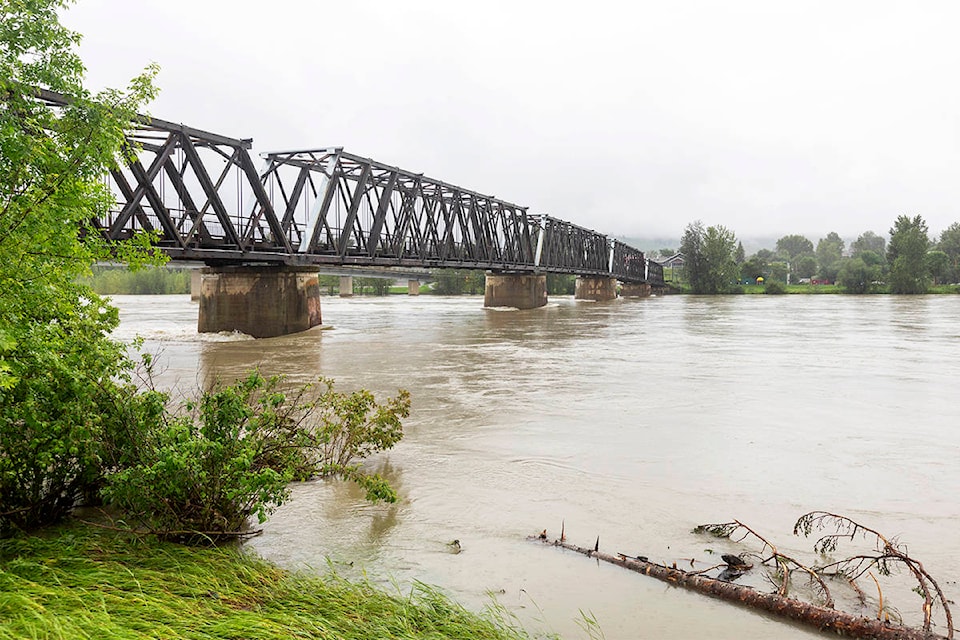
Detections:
190,269,202,301
484,273,547,309
575,276,618,301
620,282,653,297
339,276,353,297
408,279,421,296
198,266,322,338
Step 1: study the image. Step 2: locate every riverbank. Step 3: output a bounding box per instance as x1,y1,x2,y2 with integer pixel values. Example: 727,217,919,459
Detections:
0,521,534,640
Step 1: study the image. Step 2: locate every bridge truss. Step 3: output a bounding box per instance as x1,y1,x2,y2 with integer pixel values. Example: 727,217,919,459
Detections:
38,89,662,285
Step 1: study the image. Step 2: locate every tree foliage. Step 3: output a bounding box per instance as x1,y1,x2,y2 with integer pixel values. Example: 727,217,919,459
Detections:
431,269,485,295
0,0,159,534
851,231,886,258
680,221,739,293
838,256,882,294
794,255,818,280
354,276,392,295
924,250,951,285
775,234,814,260
815,232,845,282
103,372,410,541
936,222,960,283
887,215,930,294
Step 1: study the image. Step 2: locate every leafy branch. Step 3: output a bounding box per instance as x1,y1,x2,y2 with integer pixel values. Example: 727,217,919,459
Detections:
695,519,833,607
795,511,953,638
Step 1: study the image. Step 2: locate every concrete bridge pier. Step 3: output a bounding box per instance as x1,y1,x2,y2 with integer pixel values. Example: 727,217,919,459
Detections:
190,269,202,301
484,272,547,309
620,282,653,297
575,276,618,301
198,266,322,338
408,279,421,296
339,276,353,297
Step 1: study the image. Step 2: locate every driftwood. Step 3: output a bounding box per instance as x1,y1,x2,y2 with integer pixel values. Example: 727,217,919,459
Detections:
534,533,948,640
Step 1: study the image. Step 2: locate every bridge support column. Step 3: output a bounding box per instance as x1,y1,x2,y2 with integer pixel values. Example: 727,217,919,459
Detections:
408,279,420,296
484,272,547,309
190,269,202,301
198,266,322,338
339,276,353,297
575,276,618,301
620,282,652,297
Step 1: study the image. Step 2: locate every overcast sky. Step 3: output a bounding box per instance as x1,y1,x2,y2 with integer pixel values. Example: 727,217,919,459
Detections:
63,1,960,246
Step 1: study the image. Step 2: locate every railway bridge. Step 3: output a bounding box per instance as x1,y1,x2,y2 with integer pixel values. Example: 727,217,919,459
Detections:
39,89,664,337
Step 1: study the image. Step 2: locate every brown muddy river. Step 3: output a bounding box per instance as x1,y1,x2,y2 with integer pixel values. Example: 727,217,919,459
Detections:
111,293,960,639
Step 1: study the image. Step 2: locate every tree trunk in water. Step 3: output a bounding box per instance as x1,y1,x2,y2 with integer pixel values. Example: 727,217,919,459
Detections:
537,537,948,640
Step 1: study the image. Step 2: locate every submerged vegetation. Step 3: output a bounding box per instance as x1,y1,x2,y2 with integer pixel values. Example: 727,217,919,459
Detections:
0,522,532,640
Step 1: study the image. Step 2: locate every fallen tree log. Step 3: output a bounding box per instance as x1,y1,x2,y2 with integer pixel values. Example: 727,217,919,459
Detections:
535,535,948,640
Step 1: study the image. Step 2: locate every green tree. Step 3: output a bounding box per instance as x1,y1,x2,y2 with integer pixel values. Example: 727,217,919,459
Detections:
775,234,814,261
936,222,960,283
546,273,575,295
851,231,886,258
794,255,818,280
887,215,930,294
768,261,789,284
925,250,951,285
680,221,739,293
740,253,768,284
431,269,484,294
354,277,391,295
734,241,745,265
0,0,159,534
838,257,882,294
815,232,845,282
754,248,776,262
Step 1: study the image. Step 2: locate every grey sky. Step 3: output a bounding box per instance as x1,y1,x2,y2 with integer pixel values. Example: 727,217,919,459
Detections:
64,1,960,245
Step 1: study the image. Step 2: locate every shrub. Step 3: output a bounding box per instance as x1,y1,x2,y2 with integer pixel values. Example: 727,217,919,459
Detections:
103,372,410,541
0,287,135,536
764,281,787,295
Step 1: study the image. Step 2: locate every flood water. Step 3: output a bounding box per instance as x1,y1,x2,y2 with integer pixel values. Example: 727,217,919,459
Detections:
111,293,960,639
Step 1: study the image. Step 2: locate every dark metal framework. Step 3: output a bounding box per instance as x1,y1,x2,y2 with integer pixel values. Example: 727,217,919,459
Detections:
35,89,662,284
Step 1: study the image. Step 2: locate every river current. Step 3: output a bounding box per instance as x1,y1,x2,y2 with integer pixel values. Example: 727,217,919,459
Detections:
111,293,960,639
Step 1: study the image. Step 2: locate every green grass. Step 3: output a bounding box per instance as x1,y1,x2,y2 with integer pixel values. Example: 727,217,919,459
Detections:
0,522,533,640
740,283,843,294
928,284,960,294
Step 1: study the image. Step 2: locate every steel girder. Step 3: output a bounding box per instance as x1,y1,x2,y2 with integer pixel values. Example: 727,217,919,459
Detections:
101,122,292,259
610,240,647,281
27,89,663,285
259,149,659,283
260,148,540,271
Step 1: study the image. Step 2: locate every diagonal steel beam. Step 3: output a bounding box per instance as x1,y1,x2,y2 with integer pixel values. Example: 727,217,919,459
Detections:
109,134,178,237
177,133,242,248
337,163,372,257
366,169,398,257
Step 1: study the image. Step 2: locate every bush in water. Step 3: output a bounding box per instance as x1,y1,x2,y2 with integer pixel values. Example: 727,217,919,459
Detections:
103,371,410,542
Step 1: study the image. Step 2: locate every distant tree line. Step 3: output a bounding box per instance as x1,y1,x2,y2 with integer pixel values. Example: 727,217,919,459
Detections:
430,270,576,295
667,215,959,294
83,265,191,295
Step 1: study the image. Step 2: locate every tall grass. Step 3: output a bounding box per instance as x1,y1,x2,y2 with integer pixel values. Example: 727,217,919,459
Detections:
0,522,535,640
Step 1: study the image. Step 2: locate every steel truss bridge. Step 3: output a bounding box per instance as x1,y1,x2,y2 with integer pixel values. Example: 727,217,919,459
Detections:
39,89,663,286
